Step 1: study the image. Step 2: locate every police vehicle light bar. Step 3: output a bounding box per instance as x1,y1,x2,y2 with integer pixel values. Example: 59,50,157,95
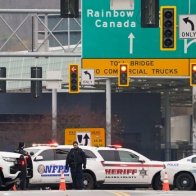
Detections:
107,144,122,149
32,143,58,147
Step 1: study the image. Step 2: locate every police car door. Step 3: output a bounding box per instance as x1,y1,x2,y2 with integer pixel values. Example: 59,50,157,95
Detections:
117,150,149,184
31,149,71,184
99,149,149,184
31,149,56,184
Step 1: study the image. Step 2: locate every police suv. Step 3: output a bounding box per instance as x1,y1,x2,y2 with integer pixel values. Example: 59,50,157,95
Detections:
25,144,164,190
161,155,196,190
0,151,26,190
25,144,105,189
96,145,164,190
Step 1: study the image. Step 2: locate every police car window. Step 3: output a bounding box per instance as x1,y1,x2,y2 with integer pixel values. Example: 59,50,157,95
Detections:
83,150,97,158
25,149,40,155
118,151,139,162
55,149,70,160
39,149,55,161
192,157,196,163
98,150,117,161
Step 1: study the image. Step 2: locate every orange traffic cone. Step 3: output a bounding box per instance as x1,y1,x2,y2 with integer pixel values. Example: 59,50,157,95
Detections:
162,171,170,191
12,184,17,191
59,171,66,190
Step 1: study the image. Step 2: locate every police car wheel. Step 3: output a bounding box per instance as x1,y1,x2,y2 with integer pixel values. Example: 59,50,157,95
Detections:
175,172,195,190
152,173,162,190
83,173,94,190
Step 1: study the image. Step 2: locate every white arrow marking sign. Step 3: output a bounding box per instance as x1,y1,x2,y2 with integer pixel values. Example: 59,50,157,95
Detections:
179,15,196,39
128,33,135,54
77,132,91,146
81,69,94,85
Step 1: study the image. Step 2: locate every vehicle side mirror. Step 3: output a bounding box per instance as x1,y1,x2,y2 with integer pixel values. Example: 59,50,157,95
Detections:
34,155,43,161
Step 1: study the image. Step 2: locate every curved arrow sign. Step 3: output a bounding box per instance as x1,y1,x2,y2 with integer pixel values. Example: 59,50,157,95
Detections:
179,15,196,39
81,69,94,85
183,17,195,31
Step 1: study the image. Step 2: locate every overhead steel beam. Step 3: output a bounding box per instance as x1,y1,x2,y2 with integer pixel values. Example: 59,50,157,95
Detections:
0,9,60,14
0,52,81,57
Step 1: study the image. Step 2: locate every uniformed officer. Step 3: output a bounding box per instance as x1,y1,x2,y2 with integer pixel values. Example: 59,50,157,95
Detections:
15,142,28,156
15,142,32,190
65,141,86,190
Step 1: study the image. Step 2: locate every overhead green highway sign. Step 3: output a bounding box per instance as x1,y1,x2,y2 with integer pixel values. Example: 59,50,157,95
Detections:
82,0,196,59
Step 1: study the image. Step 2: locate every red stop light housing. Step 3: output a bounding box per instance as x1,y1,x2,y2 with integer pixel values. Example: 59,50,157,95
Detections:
190,64,196,86
69,64,80,93
118,63,129,87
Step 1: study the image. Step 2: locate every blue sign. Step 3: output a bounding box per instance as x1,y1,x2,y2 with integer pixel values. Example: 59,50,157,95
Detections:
82,0,196,58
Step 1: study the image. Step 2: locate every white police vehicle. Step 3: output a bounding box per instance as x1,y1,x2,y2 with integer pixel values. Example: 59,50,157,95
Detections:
25,144,164,190
0,151,26,190
161,155,196,190
96,145,164,190
25,144,105,189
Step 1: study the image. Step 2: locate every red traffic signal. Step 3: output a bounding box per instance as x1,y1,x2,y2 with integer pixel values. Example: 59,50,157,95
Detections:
69,64,80,93
118,64,129,87
190,64,196,86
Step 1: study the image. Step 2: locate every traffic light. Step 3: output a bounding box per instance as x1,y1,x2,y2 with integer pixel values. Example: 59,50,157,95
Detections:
69,64,80,93
160,6,176,50
0,67,6,93
31,67,42,98
60,0,79,18
190,64,196,86
118,63,129,87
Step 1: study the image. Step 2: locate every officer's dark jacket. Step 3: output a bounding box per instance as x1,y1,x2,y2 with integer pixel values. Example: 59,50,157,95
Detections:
66,147,86,168
15,148,28,156
15,148,33,178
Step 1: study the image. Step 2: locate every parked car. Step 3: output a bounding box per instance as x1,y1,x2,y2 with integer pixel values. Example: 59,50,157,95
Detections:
0,151,27,190
160,155,196,190
25,144,164,190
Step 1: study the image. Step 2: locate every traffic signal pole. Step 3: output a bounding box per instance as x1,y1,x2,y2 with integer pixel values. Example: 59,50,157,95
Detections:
163,92,171,161
52,89,57,142
106,79,111,146
192,87,196,154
